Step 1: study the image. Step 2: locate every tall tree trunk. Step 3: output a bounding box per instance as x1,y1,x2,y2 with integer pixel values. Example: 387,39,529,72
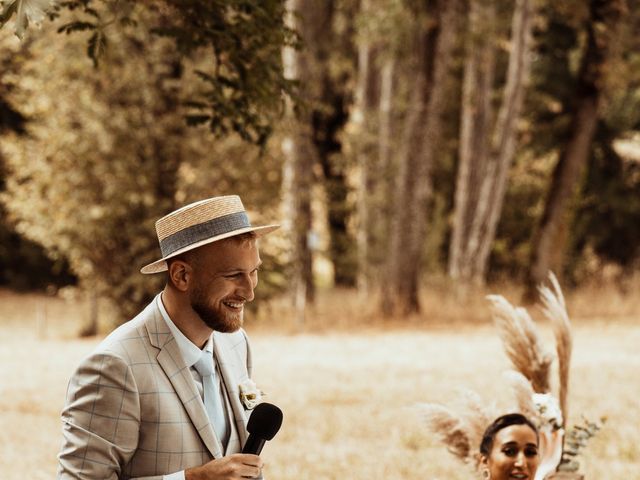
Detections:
449,0,533,286
311,2,356,289
449,0,496,284
378,57,395,178
313,74,354,287
382,0,460,316
283,0,355,298
282,0,316,324
354,7,396,297
526,0,625,299
353,1,379,295
374,55,396,288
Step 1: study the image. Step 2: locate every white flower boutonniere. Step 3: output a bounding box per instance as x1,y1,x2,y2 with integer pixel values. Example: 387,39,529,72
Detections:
239,379,263,410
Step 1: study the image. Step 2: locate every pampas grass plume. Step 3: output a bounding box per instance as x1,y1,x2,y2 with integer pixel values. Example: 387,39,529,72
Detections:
503,370,539,424
486,295,553,393
538,272,573,429
418,403,472,462
454,389,495,452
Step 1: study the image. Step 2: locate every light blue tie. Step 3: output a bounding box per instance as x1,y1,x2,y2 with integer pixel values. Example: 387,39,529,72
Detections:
194,350,229,446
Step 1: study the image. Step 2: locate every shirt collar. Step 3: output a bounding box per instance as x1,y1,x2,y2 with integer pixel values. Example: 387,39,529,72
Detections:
156,293,213,368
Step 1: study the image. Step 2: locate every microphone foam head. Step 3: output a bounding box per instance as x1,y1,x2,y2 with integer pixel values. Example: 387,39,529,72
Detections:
247,402,283,440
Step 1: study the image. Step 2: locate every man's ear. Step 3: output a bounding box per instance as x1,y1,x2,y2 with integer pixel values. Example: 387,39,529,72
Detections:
168,260,192,292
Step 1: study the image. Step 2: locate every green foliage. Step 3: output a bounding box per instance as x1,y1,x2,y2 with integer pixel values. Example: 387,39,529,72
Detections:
2,0,295,145
558,416,606,472
567,131,640,280
2,0,640,306
492,0,640,283
0,2,291,322
47,0,295,145
51,0,137,67
154,0,296,145
526,2,583,158
1,49,74,290
0,213,76,291
0,99,25,135
489,154,549,281
86,28,106,66
1,22,188,321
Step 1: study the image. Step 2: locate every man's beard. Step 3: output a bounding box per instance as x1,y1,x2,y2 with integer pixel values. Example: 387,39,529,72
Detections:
190,286,243,333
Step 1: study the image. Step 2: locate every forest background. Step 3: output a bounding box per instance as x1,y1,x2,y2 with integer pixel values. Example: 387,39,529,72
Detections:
0,0,639,479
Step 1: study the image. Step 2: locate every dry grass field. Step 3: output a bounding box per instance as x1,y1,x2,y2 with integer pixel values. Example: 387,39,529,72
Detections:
1,287,639,479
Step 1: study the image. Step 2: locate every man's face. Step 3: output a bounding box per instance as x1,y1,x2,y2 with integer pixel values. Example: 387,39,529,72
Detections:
188,238,261,333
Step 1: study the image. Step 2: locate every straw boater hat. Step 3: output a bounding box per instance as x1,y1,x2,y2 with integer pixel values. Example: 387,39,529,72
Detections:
140,195,279,274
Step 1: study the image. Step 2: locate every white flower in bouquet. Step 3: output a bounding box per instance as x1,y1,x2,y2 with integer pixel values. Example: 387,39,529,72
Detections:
533,393,564,480
533,392,563,430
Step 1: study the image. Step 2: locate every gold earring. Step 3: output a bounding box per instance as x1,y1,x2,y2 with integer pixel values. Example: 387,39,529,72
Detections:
482,470,491,480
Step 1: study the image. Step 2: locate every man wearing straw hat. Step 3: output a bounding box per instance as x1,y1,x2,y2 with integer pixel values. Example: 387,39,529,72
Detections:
57,195,278,480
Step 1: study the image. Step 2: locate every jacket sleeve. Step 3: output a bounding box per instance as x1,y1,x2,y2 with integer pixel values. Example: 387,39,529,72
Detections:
57,351,141,480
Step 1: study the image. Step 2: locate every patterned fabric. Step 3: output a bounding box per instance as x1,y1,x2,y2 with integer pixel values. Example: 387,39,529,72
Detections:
57,300,255,480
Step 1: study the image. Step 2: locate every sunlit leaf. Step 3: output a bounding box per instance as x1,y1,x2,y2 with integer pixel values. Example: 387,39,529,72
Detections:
2,0,56,39
87,28,106,66
185,114,211,126
0,2,19,29
57,20,95,34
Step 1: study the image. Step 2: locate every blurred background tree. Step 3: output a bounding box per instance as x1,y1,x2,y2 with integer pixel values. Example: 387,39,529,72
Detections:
0,0,639,329
0,1,290,329
1,21,184,329
0,56,75,291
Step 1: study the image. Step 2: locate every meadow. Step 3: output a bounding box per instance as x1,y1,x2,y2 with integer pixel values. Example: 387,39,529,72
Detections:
0,286,638,479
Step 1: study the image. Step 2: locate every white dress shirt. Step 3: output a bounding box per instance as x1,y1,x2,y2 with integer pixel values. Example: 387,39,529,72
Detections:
156,294,229,480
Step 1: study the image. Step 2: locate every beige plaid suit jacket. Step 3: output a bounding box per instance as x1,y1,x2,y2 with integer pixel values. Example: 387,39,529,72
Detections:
57,299,256,479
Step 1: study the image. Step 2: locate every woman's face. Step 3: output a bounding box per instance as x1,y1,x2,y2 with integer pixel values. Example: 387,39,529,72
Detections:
483,424,539,480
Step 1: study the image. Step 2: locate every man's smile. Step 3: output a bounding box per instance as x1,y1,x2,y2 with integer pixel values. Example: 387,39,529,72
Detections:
223,300,244,310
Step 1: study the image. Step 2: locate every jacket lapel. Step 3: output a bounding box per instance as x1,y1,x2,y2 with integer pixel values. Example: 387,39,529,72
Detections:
213,331,249,448
145,302,224,458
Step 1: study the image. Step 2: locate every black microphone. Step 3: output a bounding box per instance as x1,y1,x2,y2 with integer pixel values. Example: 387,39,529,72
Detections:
242,402,283,455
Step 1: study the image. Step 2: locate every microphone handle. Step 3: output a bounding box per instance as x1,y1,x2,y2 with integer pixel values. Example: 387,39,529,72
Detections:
242,435,266,455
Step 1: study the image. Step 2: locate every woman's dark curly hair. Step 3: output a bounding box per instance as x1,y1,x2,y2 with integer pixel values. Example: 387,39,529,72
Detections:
480,413,538,456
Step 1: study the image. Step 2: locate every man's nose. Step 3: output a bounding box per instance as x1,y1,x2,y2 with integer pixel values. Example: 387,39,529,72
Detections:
238,274,255,301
